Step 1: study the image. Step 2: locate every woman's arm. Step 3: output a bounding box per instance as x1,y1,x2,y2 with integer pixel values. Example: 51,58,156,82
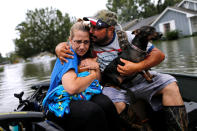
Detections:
62,69,97,95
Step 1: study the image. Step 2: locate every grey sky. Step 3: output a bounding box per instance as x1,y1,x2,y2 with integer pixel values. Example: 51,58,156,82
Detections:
0,0,107,57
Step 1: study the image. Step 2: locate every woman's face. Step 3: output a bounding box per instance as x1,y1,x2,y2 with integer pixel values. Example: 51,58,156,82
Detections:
71,30,90,57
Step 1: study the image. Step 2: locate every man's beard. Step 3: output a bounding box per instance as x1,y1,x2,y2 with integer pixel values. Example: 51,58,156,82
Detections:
94,35,109,46
90,31,109,47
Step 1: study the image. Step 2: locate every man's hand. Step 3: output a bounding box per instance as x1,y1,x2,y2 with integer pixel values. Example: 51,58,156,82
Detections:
79,58,101,80
117,48,165,76
79,57,99,70
55,42,74,64
117,58,142,76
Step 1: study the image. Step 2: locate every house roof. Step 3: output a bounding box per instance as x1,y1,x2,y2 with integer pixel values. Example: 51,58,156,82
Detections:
115,19,138,31
178,0,197,7
119,0,197,31
173,6,197,14
151,6,197,26
126,15,159,31
121,19,139,30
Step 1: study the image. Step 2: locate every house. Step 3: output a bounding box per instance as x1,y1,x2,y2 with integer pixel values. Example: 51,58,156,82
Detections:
152,0,197,36
124,0,197,36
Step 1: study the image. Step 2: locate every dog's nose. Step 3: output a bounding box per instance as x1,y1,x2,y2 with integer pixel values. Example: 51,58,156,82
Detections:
158,32,163,38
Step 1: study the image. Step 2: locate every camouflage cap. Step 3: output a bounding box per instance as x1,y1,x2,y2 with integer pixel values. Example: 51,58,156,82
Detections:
94,9,118,26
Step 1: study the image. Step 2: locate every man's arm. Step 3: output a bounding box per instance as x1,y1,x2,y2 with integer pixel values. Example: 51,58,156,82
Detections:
117,47,165,76
55,42,74,64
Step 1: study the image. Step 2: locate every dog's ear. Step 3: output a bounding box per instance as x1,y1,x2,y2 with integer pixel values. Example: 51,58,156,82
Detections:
132,29,140,35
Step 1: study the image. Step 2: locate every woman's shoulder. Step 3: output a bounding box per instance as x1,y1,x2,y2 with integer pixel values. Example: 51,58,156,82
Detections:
70,47,78,58
53,49,78,68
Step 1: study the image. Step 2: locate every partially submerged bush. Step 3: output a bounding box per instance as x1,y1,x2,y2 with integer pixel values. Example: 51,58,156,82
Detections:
192,32,197,36
165,30,179,40
0,67,4,72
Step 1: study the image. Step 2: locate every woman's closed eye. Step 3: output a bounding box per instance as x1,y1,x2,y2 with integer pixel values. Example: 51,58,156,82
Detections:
74,40,90,44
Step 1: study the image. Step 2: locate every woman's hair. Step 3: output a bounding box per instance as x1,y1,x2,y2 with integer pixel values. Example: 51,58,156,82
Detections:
70,19,89,39
70,19,94,58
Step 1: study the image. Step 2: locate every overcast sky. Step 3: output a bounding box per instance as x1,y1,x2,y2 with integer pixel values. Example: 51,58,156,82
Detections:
0,0,107,57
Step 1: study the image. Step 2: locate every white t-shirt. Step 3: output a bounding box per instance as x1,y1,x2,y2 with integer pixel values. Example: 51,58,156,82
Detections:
93,31,154,72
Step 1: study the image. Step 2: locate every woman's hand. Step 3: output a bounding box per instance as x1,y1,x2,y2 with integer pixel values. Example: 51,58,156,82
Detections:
55,42,74,64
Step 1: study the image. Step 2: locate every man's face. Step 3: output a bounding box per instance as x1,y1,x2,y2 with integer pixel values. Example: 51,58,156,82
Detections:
89,26,109,46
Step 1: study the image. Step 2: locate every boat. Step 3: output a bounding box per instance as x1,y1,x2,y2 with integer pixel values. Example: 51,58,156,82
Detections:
0,72,197,131
166,73,197,130
0,83,64,131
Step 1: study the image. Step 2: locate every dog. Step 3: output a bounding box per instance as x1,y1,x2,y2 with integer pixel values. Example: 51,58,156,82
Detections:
101,26,162,88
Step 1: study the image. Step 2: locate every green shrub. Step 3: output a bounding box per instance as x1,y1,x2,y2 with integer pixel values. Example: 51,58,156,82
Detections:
192,32,197,36
165,30,179,40
0,67,4,72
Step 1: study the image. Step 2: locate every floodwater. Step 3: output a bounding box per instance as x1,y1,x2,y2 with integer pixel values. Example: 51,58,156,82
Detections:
0,36,197,112
0,57,56,112
153,36,197,75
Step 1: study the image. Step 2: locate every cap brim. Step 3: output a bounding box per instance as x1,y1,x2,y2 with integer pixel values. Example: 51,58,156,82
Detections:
83,17,89,21
83,17,97,26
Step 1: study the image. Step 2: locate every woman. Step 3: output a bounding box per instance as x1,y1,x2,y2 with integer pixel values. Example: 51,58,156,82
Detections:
43,20,120,131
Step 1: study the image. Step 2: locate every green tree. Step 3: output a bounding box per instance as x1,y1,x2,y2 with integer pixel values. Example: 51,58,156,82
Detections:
156,0,182,14
138,0,157,18
14,7,73,59
106,0,139,23
0,53,9,64
106,0,182,23
0,53,6,63
7,52,19,64
0,53,2,63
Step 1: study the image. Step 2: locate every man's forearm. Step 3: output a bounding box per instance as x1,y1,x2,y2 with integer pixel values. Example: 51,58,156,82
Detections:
55,42,74,64
138,47,165,71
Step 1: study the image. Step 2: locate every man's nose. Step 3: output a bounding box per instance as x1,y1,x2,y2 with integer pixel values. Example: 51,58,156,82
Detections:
90,27,94,33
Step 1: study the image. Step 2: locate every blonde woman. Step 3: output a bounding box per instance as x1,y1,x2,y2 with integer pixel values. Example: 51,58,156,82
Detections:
43,19,120,131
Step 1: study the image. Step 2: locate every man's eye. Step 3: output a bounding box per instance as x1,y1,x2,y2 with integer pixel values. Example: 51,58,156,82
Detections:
84,40,90,44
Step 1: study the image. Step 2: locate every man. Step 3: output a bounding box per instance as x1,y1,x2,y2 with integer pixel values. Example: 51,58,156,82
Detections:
55,10,188,130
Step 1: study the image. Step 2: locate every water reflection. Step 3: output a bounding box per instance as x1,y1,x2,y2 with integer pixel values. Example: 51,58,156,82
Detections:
153,36,197,75
23,60,53,80
0,58,56,112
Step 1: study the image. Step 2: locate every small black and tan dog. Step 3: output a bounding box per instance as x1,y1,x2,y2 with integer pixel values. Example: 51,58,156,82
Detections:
101,26,162,88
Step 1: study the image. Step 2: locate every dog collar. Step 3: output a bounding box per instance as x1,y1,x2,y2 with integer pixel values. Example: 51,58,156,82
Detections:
129,44,147,55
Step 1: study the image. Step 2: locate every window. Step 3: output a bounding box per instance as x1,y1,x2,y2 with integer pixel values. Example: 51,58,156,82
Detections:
183,2,189,9
164,23,171,33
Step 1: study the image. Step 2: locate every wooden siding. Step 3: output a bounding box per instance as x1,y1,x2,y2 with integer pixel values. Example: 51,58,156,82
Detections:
154,10,191,36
